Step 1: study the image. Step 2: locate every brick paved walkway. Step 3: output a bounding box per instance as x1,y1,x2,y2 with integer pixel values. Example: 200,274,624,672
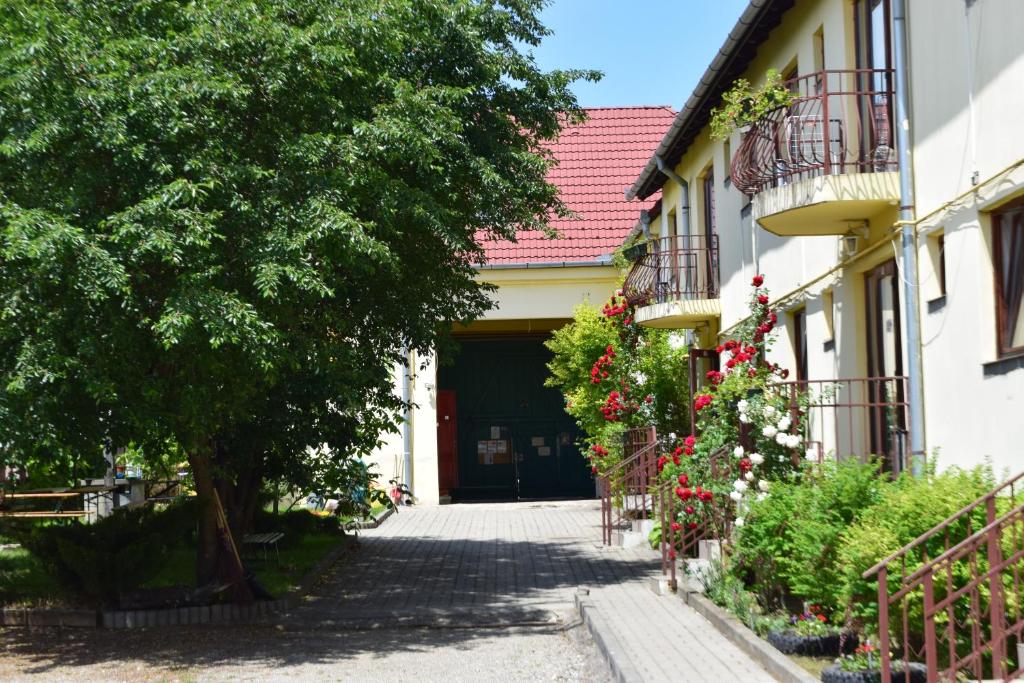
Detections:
295,500,777,682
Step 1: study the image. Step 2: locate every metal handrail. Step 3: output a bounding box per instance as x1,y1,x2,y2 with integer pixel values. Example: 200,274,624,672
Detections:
730,68,896,195
599,426,658,545
622,234,719,307
863,469,1024,580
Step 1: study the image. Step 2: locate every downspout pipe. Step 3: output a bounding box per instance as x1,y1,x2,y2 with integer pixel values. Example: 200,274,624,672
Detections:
892,0,926,476
655,155,690,237
401,347,413,496
655,155,696,348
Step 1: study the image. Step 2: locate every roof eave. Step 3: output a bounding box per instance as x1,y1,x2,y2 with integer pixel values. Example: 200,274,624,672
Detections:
626,0,793,201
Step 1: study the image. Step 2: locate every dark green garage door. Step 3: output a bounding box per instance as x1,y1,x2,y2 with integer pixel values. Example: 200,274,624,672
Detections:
437,336,593,501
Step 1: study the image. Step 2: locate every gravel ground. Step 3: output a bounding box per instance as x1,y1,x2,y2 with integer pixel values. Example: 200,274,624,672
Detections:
0,611,611,682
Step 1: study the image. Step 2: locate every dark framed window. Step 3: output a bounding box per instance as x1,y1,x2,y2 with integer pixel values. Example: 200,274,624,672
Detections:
993,201,1024,357
702,169,716,243
792,308,808,382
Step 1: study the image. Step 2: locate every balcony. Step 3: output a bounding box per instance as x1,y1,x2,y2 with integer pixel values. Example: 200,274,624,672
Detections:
730,69,900,236
622,235,720,329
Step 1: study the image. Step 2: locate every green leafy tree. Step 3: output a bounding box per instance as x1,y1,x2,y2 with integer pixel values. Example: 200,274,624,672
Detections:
0,0,596,584
546,294,690,471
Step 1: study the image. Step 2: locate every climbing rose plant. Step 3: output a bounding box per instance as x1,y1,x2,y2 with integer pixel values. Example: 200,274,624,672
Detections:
546,291,690,474
658,275,810,536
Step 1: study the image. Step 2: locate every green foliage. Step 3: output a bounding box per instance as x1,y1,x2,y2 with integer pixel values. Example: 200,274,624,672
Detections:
699,560,762,627
0,0,596,575
545,299,689,470
9,501,197,605
252,508,342,546
733,459,890,613
709,69,795,141
836,465,995,626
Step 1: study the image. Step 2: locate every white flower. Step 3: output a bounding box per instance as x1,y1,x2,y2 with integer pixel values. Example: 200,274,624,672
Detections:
756,492,768,502
733,479,749,493
734,517,745,527
668,333,687,350
733,445,745,459
737,399,749,413
729,490,743,502
758,479,770,492
763,405,777,418
744,471,755,481
739,412,751,424
749,452,765,465
762,425,778,438
775,432,788,445
669,432,677,442
787,434,802,449
778,455,787,462
805,447,819,462
777,416,791,431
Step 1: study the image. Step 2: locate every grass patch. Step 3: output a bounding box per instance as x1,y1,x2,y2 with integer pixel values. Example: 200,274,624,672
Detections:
0,546,67,607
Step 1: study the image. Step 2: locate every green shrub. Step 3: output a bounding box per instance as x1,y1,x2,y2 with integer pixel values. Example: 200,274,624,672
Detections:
733,459,890,614
252,508,341,544
836,465,995,626
11,500,197,606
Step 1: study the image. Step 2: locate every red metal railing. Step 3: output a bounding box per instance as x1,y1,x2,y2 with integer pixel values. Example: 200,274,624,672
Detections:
863,472,1024,682
775,376,910,473
599,426,658,545
730,69,896,195
622,234,720,307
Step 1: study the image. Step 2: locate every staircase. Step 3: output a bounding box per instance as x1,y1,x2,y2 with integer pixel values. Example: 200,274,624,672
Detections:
863,471,1024,682
598,427,658,547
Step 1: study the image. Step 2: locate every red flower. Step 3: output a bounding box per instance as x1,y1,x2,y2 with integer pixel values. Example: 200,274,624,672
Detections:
672,454,681,466
757,294,769,305
677,473,689,487
673,446,683,457
715,344,724,353
623,317,633,325
678,487,693,501
685,505,695,515
688,521,698,530
748,368,757,377
644,394,653,404
701,491,713,502
752,274,764,287
671,522,682,532
725,358,737,369
684,435,696,448
591,466,599,474
668,549,677,559
738,458,752,472
684,446,694,456
745,345,757,355
694,394,713,411
657,455,668,472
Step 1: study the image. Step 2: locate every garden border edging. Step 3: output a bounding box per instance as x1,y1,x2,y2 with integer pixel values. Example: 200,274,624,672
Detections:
683,592,818,683
1,534,358,629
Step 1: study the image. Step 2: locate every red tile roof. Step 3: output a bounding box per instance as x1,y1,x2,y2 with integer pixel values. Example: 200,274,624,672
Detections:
479,106,675,265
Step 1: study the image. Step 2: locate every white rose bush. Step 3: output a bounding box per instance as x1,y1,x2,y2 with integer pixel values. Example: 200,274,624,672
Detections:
657,275,812,547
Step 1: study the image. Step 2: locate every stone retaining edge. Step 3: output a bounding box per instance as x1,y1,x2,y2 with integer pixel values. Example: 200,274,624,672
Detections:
574,592,645,683
2,534,357,629
683,592,818,683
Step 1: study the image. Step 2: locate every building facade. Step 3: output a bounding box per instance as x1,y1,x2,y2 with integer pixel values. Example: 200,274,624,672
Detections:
624,0,1023,475
367,107,676,504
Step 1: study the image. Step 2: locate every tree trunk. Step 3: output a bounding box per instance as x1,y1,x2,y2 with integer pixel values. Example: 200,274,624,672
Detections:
188,441,221,587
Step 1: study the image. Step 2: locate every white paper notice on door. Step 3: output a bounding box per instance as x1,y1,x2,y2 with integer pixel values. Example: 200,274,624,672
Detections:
537,446,551,457
490,426,501,439
531,436,545,447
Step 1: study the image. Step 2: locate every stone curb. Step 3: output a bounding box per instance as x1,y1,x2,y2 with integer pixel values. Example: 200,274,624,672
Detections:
351,505,395,530
574,591,645,683
682,592,818,683
2,534,357,630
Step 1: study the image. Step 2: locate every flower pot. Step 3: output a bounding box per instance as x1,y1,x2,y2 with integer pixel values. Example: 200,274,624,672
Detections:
820,662,927,683
767,629,858,656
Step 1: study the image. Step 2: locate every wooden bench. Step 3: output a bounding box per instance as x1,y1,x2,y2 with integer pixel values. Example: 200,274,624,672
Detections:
242,532,284,561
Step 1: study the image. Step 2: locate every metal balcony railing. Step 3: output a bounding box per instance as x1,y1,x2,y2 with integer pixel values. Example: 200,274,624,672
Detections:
598,426,658,545
622,234,720,307
730,69,896,195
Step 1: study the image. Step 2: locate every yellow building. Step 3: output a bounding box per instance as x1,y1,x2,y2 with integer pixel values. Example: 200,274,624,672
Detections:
368,107,676,504
624,0,1023,474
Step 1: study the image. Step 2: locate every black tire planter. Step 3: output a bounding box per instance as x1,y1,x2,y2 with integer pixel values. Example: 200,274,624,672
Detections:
820,662,927,683
766,629,859,656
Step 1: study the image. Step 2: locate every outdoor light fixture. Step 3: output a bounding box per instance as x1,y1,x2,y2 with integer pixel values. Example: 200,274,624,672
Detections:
840,221,870,259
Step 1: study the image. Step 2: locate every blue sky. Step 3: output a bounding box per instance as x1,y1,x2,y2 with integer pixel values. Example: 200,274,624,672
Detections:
531,0,749,108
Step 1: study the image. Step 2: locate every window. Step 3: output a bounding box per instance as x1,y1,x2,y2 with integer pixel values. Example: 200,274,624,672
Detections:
925,231,946,302
993,201,1024,356
702,168,716,243
723,139,732,187
792,308,808,382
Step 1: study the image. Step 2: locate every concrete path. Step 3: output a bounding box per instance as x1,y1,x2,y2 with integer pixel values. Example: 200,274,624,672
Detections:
0,500,777,682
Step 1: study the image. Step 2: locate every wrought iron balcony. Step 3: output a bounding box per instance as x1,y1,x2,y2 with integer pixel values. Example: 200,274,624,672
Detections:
622,235,720,328
730,69,896,196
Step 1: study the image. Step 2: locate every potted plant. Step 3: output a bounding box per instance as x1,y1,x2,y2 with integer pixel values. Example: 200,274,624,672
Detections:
766,607,859,656
709,69,796,142
821,643,928,683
